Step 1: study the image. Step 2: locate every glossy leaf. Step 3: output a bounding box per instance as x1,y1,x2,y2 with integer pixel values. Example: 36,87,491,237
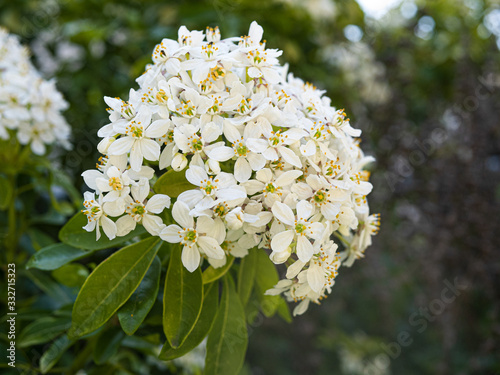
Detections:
93,326,125,364
69,237,160,338
202,255,234,284
159,281,218,360
237,249,258,306
163,245,203,348
118,256,161,335
59,212,146,251
24,269,72,305
40,334,74,374
205,275,248,375
18,317,71,348
26,243,92,271
153,168,195,198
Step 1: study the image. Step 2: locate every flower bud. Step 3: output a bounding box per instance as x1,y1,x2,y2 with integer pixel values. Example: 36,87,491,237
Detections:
172,153,187,171
97,137,114,154
270,247,291,264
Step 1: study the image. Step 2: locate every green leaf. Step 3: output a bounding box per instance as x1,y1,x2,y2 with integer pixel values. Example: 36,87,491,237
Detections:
40,334,74,374
118,256,161,335
93,326,125,365
0,174,12,210
202,255,234,284
24,269,73,305
52,263,89,288
163,245,203,348
18,317,71,348
59,212,146,251
28,228,56,251
69,237,160,338
27,243,92,271
237,249,258,306
205,275,248,375
244,288,262,325
159,281,218,361
255,248,281,318
153,168,195,198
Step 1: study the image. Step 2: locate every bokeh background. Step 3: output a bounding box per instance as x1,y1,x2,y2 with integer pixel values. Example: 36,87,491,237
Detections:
1,0,499,374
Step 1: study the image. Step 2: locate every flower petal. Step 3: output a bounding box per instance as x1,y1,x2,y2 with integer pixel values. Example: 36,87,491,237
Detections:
270,229,294,253
109,135,134,155
140,138,160,161
307,263,325,294
172,200,194,228
182,245,201,272
234,157,252,182
145,119,170,138
186,165,207,186
197,236,224,259
296,236,314,263
160,224,183,243
142,214,165,236
116,215,135,237
271,202,295,226
146,194,171,213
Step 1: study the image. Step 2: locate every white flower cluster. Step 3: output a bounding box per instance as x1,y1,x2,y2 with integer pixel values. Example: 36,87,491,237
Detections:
82,22,379,315
0,28,71,155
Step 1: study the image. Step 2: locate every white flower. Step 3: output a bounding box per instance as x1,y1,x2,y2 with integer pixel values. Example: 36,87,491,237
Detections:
270,200,324,263
243,168,302,207
247,127,306,168
160,201,225,272
207,121,266,182
115,179,171,236
0,28,71,154
82,192,117,241
178,165,246,210
108,107,168,171
83,22,380,314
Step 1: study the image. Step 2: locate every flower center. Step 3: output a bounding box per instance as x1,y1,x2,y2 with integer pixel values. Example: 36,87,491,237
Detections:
269,131,283,146
184,229,197,243
314,190,326,203
191,138,203,151
265,183,276,193
156,89,169,104
236,145,248,156
295,223,306,234
214,204,227,217
126,121,144,139
210,65,225,80
202,181,216,195
132,205,145,216
201,43,218,59
120,101,135,118
109,177,123,191
236,98,251,114
180,100,196,117
82,202,101,221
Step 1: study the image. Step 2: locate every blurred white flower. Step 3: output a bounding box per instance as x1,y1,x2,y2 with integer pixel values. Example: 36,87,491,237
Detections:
0,28,71,154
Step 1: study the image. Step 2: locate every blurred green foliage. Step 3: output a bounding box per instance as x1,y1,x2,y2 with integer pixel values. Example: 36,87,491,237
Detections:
1,0,499,374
